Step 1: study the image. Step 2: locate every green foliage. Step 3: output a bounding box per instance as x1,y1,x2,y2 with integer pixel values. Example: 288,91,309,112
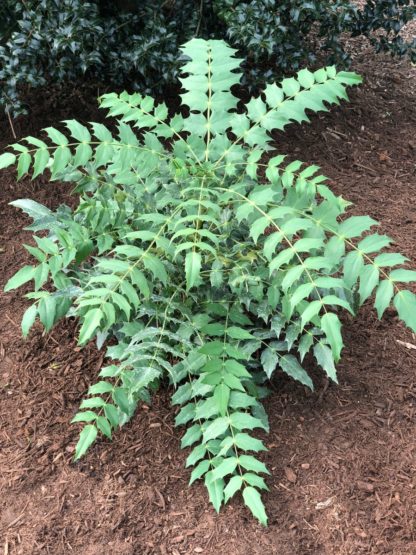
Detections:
3,39,416,523
1,0,414,116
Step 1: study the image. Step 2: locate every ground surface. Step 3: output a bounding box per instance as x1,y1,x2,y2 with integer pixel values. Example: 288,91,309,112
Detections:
0,42,416,555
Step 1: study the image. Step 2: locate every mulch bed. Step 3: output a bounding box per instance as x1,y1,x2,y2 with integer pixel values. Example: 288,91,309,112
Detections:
0,42,415,555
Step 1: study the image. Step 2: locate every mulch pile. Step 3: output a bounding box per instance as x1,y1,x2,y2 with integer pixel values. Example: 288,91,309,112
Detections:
0,41,415,554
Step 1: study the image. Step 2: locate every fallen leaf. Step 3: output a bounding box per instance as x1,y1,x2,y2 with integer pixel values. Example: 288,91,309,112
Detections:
284,467,297,483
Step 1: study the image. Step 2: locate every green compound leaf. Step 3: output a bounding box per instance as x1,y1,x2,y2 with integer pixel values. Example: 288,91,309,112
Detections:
2,35,416,527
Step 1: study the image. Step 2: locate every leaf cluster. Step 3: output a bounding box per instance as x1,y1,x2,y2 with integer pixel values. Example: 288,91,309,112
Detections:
2,38,416,524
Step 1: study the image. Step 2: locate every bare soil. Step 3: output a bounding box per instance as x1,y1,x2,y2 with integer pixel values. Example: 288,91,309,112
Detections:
0,44,415,555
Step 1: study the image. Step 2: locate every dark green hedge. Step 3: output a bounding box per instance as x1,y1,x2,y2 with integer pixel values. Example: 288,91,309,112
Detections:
1,0,415,116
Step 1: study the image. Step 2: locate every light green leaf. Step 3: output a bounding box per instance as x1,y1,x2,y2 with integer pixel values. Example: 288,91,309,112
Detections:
229,391,257,409
227,327,254,340
104,404,120,428
321,313,343,362
185,251,202,290
74,425,98,461
130,268,151,298
280,354,314,390
88,381,114,395
374,253,408,267
181,424,202,448
297,68,315,89
79,308,104,345
339,215,378,238
243,473,269,490
4,265,36,291
358,234,392,254
80,397,107,409
71,411,97,423
234,433,267,452
374,279,394,318
250,216,269,243
260,347,278,379
202,416,229,443
44,127,68,145
186,444,207,467
243,486,268,526
224,475,243,503
238,455,269,474
389,269,416,283
64,119,91,142
394,290,416,332
230,412,266,431
17,152,31,179
301,300,322,328
214,384,230,416
112,387,132,415
343,250,364,288
33,149,50,178
21,304,37,337
298,333,314,361
201,322,225,336
0,152,16,169
282,265,304,292
205,472,224,513
96,416,112,439
211,457,238,481
359,265,380,305
314,343,337,382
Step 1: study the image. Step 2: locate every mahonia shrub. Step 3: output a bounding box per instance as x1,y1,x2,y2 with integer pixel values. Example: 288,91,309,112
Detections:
2,39,416,524
1,0,415,115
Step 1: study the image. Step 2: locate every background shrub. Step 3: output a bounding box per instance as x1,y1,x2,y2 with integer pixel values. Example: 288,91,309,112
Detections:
1,0,415,116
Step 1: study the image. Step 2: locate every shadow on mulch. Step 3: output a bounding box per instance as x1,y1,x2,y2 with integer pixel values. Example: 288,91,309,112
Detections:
0,42,415,555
